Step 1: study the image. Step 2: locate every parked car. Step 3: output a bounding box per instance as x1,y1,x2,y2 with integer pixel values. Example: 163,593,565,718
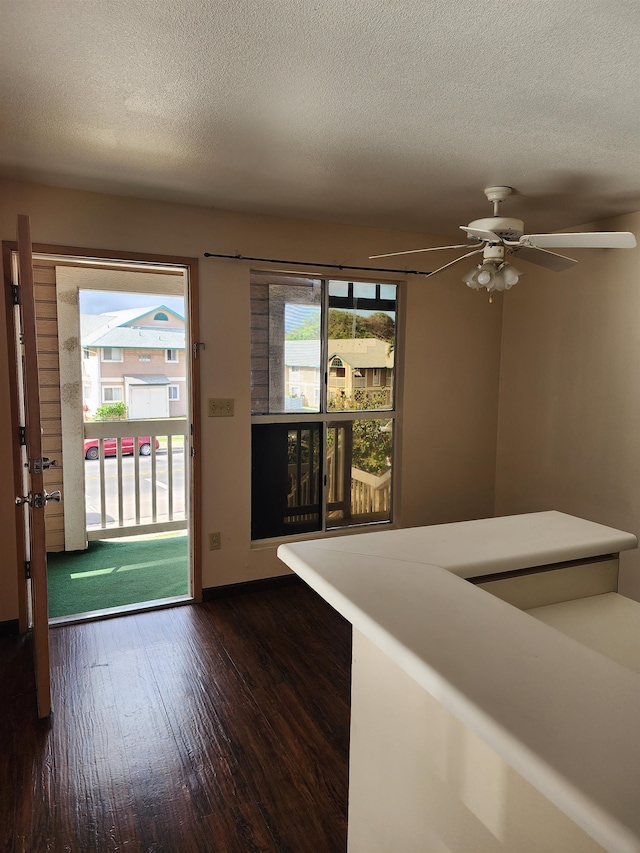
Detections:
84,436,159,460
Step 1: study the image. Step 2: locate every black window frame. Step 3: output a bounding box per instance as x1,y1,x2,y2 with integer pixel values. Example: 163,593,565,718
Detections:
250,273,399,542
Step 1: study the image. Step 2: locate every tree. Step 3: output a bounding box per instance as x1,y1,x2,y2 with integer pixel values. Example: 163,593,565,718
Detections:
327,310,369,339
351,419,392,475
364,311,395,342
286,308,395,342
285,314,321,340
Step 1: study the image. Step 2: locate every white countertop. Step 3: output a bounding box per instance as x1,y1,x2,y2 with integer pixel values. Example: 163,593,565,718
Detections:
290,510,638,579
278,511,640,853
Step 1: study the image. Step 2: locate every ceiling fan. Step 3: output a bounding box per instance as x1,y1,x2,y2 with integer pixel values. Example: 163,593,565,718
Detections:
370,186,637,297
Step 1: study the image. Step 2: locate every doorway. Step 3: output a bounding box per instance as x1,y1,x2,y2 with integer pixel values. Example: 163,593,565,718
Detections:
30,249,201,622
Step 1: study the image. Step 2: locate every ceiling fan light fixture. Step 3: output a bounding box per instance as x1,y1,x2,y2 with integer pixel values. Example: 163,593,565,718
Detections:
500,263,522,288
371,186,636,294
463,263,496,290
462,262,522,293
462,266,484,289
478,267,495,286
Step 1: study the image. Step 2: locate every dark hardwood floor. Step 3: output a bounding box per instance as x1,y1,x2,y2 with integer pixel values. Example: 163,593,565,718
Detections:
0,583,352,852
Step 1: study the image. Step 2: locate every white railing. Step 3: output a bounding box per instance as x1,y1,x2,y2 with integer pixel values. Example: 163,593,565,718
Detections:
83,418,188,540
287,455,391,524
348,467,391,516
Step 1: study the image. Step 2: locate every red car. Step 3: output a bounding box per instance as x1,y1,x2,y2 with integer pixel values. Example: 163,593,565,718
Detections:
84,436,159,460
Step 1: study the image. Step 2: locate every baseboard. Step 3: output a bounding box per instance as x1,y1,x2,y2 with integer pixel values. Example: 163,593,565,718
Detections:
0,619,20,637
202,574,302,601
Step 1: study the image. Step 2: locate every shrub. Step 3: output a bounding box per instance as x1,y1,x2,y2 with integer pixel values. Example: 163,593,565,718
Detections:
95,402,127,420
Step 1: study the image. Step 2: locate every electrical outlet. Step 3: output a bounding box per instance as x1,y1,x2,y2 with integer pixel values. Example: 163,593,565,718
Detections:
209,532,221,551
208,398,234,417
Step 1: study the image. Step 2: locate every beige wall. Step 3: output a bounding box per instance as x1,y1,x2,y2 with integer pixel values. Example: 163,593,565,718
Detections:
496,211,640,600
0,179,503,621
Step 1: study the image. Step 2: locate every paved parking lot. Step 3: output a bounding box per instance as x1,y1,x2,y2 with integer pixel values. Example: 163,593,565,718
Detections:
85,448,186,527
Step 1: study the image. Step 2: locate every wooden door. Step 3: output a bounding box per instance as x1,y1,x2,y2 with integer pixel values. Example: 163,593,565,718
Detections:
11,215,52,718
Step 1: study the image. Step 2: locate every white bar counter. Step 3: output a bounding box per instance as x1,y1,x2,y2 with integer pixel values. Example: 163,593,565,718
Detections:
278,511,640,853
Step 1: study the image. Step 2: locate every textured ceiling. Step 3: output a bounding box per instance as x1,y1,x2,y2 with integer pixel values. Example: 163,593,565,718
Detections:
1,0,639,238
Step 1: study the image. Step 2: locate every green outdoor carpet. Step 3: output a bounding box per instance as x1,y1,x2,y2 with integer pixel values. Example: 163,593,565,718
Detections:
47,534,189,618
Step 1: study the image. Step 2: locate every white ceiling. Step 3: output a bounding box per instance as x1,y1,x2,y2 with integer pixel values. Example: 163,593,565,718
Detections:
1,0,639,239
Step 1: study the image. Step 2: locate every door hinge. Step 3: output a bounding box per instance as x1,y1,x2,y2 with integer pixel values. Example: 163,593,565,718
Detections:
18,426,26,446
11,284,20,306
25,560,31,580
190,446,196,457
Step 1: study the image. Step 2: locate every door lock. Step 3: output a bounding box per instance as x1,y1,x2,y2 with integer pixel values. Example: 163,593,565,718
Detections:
15,490,61,508
27,457,58,474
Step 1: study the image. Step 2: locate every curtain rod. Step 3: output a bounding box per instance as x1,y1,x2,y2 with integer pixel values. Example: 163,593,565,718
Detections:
203,252,431,276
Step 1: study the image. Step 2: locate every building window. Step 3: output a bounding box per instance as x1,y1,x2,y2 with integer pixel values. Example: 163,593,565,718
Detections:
138,353,151,362
83,384,91,399
166,349,179,363
168,385,179,401
102,386,123,403
102,347,123,362
250,274,397,540
83,349,90,360
154,312,169,321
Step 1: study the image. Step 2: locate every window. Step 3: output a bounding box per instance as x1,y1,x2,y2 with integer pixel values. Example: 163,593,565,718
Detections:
83,349,90,360
166,349,179,363
250,274,397,540
102,347,123,362
168,385,179,401
154,312,169,321
102,386,123,402
138,353,151,362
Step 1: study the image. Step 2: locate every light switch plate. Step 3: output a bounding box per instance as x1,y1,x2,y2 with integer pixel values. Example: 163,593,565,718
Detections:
208,398,234,417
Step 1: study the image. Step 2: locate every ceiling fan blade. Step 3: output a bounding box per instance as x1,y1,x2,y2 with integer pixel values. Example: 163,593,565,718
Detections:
424,247,485,279
523,232,637,250
510,245,578,273
460,225,501,243
369,243,470,259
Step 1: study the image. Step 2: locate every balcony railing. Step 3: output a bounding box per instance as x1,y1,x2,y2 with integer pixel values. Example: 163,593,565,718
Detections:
83,418,188,540
286,447,391,527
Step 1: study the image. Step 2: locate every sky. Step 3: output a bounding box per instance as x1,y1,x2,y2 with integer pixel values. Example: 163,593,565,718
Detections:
79,290,185,316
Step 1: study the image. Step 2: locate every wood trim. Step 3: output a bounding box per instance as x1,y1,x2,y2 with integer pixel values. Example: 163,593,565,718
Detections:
186,258,202,603
202,574,301,601
3,242,196,270
2,241,29,633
